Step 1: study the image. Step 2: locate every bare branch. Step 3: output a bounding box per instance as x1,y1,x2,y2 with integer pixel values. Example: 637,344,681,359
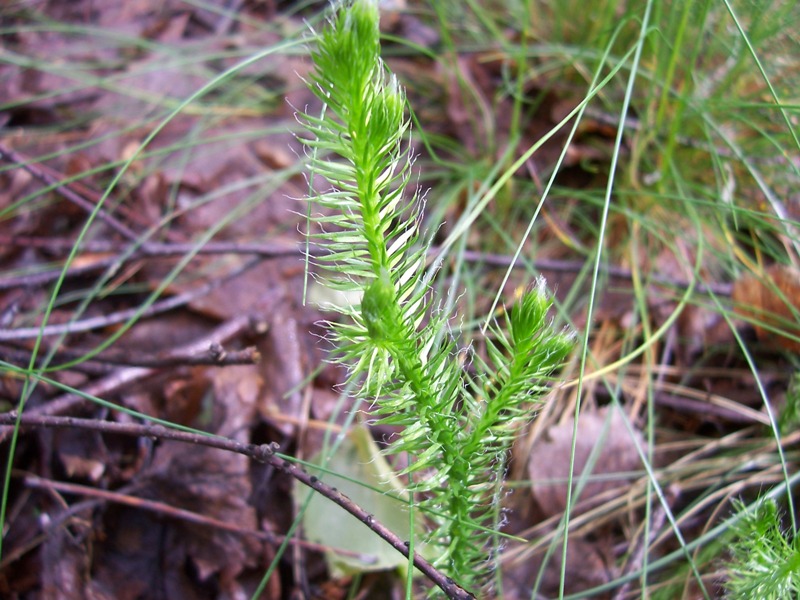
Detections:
0,257,263,341
19,473,368,562
8,312,263,420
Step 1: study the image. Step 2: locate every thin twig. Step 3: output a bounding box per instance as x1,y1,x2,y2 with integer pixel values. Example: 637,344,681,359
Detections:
612,485,677,600
0,340,260,369
0,260,119,291
0,234,731,297
0,144,140,241
453,249,732,297
6,311,262,420
0,236,303,291
19,473,370,562
0,257,263,341
0,412,476,600
0,234,303,258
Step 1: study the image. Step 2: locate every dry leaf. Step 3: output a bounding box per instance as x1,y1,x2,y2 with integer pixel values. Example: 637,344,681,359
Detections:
733,264,800,352
528,406,643,518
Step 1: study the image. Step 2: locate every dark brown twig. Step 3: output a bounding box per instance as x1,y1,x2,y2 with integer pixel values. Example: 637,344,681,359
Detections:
19,473,370,562
0,259,119,291
0,237,303,291
0,234,303,258
0,144,139,241
452,250,732,297
0,340,260,369
0,234,732,297
9,311,262,420
0,257,263,342
0,412,476,600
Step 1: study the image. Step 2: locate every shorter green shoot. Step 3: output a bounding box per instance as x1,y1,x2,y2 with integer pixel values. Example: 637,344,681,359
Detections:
724,498,800,600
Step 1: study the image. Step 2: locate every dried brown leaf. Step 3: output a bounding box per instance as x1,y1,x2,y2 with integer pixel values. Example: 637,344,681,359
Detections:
528,406,643,518
733,264,800,352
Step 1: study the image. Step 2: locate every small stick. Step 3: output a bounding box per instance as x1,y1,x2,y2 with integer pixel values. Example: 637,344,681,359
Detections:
20,473,369,561
0,234,303,258
0,234,731,297
0,257,263,342
0,144,140,241
0,340,260,369
6,311,261,420
0,237,304,292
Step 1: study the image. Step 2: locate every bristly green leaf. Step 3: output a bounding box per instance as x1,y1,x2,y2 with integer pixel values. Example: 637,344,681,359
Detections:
299,1,574,594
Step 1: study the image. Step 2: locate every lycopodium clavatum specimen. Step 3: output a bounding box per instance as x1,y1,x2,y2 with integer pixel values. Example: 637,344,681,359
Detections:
298,0,574,595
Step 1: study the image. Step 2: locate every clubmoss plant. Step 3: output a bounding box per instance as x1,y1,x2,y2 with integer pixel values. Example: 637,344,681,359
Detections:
299,0,573,593
724,498,800,600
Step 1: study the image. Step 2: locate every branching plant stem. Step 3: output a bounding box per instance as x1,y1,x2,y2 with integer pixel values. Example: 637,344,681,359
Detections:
300,0,574,594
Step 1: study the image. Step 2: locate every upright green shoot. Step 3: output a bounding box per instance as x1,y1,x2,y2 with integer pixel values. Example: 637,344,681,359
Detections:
299,0,573,593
